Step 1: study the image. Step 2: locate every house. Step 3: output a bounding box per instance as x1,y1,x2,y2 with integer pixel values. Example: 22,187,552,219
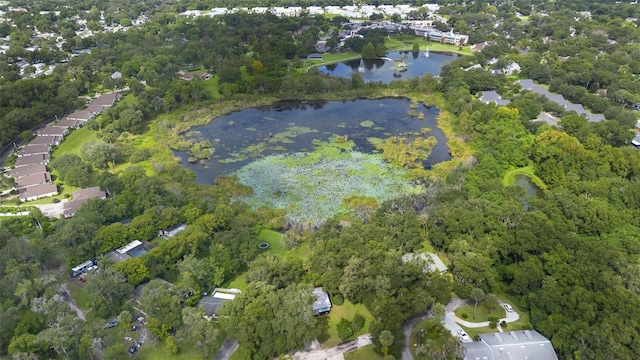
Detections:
307,53,323,60
53,119,83,129
199,288,241,320
479,91,511,106
29,136,62,146
16,144,50,157
312,287,332,315
19,183,58,202
85,104,106,114
11,164,47,179
632,134,640,148
159,223,187,238
62,186,107,218
91,93,120,107
470,41,496,52
15,172,51,189
39,126,69,137
491,62,521,76
65,110,94,122
178,71,212,81
462,330,559,360
14,153,50,167
111,71,122,79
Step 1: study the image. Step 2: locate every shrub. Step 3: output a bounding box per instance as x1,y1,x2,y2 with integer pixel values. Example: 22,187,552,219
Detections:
332,292,344,306
130,148,153,163
460,313,468,319
500,321,507,328
489,320,497,329
337,318,353,341
351,312,365,333
488,315,499,322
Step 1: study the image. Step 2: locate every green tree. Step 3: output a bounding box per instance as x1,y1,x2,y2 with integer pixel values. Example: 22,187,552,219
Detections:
140,280,183,337
362,42,376,60
379,330,394,356
351,312,365,333
219,283,318,359
470,288,485,320
337,318,353,340
484,294,500,315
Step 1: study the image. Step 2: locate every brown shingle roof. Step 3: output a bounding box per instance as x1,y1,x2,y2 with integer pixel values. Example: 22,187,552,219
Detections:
11,164,47,178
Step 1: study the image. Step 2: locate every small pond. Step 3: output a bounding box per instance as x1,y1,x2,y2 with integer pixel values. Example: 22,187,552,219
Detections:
514,175,543,197
174,98,452,184
319,51,458,83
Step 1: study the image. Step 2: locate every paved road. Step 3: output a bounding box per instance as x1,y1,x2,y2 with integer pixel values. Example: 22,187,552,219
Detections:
401,311,431,360
293,334,372,360
35,201,66,218
450,300,520,329
214,339,239,360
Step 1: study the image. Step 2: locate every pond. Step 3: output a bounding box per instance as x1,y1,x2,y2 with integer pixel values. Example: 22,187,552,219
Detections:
514,175,543,197
174,98,452,184
319,51,458,83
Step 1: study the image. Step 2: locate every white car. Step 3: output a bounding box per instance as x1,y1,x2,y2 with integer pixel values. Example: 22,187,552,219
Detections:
457,330,471,342
504,303,514,312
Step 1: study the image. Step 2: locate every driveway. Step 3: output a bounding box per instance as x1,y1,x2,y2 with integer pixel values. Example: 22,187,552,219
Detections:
214,339,239,360
450,300,520,329
293,334,372,360
34,200,67,218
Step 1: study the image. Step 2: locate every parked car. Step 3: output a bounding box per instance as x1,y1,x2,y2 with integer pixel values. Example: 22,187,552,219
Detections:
130,325,140,331
104,320,119,329
136,316,146,325
504,303,514,312
457,330,471,342
128,342,141,354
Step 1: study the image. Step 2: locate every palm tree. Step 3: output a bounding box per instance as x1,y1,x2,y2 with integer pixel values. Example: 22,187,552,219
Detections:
379,330,395,356
485,294,500,315
470,288,485,320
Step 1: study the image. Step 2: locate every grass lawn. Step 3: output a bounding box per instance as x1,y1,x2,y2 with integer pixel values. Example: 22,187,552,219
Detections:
454,303,506,323
228,346,251,360
383,36,472,56
344,344,383,360
502,165,547,190
287,242,312,260
320,300,375,348
226,271,248,292
258,229,287,256
67,280,92,310
138,342,204,360
52,126,97,159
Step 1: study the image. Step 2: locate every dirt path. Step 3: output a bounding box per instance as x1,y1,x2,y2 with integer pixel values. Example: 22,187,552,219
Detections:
60,283,86,321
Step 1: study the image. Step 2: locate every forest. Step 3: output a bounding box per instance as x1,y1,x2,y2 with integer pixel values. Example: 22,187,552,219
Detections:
1,0,640,359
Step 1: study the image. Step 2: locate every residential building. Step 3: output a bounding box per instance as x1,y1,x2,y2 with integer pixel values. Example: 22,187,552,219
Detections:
19,183,58,202
85,104,107,114
11,164,47,179
159,223,187,238
15,172,51,189
178,71,212,81
62,186,107,218
415,28,469,45
312,287,332,315
39,126,69,137
471,41,496,52
53,119,83,129
479,91,511,106
111,71,122,79
65,110,94,122
16,144,50,157
91,92,120,107
28,136,62,146
199,288,241,320
462,330,559,360
14,153,50,168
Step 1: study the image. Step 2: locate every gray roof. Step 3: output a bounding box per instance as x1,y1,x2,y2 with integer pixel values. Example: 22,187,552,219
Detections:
91,93,119,106
312,287,331,314
29,136,61,146
40,126,68,136
199,296,227,317
464,330,559,360
17,144,50,157
516,79,604,122
479,91,511,106
11,164,47,178
16,172,50,189
65,110,94,121
53,119,82,128
14,153,49,167
72,186,106,202
19,183,58,201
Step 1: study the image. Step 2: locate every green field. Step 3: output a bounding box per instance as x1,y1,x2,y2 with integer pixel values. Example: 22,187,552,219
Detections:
139,342,204,360
258,229,287,256
52,126,97,159
320,300,375,348
454,303,506,322
344,344,383,360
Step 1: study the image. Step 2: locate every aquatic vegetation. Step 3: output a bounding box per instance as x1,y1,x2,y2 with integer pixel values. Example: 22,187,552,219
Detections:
377,135,437,169
360,120,375,128
235,148,423,228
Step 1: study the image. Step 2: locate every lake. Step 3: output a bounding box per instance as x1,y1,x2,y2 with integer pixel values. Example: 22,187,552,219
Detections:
174,98,452,184
319,51,457,83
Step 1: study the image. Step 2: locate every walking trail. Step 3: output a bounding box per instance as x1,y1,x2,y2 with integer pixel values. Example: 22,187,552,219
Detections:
293,334,372,360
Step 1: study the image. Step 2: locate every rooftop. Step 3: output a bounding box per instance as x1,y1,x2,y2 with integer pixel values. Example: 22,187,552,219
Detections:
463,330,559,360
312,287,332,315
28,136,62,146
19,183,58,201
14,153,49,167
15,172,50,189
11,164,47,178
